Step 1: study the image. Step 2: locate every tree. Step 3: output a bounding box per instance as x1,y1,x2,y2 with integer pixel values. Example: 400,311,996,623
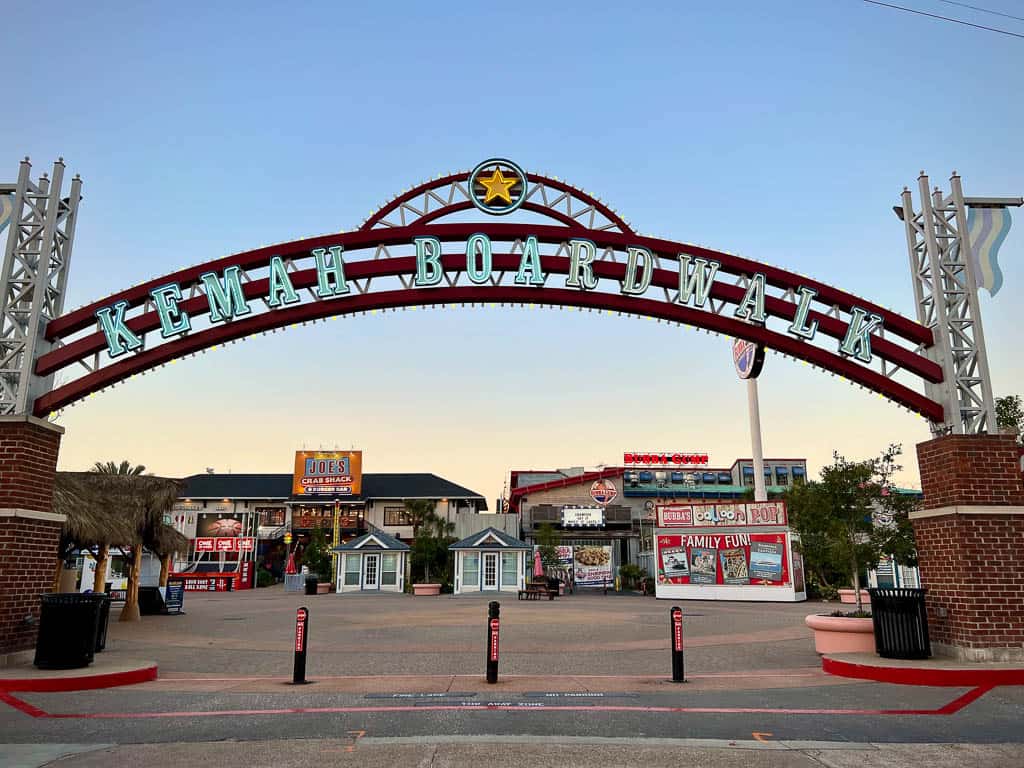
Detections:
407,501,456,585
996,395,1023,445
88,461,147,593
534,522,561,572
301,528,333,581
786,445,917,615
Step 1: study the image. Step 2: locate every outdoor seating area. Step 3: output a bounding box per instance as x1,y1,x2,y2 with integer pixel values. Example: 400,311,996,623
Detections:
517,579,559,601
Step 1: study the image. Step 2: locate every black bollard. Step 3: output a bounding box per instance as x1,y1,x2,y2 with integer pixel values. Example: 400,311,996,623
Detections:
670,605,685,682
486,601,500,684
293,606,309,684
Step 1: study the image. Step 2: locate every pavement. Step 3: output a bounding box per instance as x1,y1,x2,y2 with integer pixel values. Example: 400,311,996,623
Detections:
1,588,1022,767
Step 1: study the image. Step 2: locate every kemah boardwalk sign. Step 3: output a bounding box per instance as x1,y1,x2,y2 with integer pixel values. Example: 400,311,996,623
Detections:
0,157,1021,660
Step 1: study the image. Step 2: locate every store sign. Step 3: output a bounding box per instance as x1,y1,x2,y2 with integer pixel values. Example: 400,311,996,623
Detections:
623,452,709,466
180,575,234,591
733,338,765,380
589,479,617,505
292,450,363,496
656,501,787,528
656,532,790,587
561,507,605,527
194,536,256,552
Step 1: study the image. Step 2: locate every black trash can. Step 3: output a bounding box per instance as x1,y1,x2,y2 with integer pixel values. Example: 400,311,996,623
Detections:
33,593,105,669
868,587,931,659
305,576,319,595
94,593,112,652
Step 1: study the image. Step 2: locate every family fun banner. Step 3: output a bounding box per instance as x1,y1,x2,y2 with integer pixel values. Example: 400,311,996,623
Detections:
655,532,789,587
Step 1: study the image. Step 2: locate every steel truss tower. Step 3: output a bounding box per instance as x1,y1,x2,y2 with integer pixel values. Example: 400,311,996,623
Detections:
0,158,82,416
898,172,1021,435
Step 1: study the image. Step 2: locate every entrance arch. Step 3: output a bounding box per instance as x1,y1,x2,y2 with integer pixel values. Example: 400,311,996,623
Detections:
2,157,1021,663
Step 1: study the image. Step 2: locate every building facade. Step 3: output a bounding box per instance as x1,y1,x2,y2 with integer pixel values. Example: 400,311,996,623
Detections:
509,457,808,585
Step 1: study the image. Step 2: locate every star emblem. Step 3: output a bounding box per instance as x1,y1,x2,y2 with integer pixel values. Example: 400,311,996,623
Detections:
477,167,519,205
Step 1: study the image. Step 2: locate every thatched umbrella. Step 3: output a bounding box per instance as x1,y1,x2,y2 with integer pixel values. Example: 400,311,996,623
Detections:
54,471,183,621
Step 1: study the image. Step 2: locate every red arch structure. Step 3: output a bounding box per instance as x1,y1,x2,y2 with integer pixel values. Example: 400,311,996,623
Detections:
34,166,944,421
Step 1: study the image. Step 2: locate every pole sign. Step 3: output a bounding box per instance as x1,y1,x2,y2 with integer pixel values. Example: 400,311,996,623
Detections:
293,606,309,684
486,601,500,684
733,338,765,380
670,605,685,683
489,618,500,662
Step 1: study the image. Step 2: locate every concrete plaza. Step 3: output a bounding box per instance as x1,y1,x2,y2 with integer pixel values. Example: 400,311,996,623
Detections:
3,588,1023,767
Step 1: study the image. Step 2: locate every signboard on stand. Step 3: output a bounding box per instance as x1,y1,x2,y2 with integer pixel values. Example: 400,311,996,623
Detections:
165,577,185,614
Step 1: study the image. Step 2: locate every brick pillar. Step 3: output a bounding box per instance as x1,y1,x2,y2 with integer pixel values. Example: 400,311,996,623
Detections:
0,415,65,661
913,434,1024,662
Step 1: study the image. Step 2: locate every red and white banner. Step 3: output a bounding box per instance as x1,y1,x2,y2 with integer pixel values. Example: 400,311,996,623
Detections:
193,536,257,552
656,501,786,528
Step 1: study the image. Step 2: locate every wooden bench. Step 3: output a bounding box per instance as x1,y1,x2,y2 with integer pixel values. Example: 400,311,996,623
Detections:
518,583,557,601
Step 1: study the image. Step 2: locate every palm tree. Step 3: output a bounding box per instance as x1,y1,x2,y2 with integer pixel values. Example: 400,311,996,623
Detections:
88,461,147,594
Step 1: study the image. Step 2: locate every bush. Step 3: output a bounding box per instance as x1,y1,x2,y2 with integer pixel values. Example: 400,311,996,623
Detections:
256,568,275,588
302,529,334,580
618,563,646,589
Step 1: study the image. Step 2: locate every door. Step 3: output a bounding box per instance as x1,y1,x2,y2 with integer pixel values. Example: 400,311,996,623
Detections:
482,552,499,590
363,554,380,589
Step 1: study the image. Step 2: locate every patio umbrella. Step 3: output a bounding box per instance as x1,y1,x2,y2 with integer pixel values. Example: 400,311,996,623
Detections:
285,550,297,575
533,548,544,579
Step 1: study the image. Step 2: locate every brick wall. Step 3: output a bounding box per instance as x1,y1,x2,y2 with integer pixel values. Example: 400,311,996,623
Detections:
912,514,1024,655
0,417,64,656
0,516,63,655
913,434,1024,660
917,434,1024,510
0,418,62,513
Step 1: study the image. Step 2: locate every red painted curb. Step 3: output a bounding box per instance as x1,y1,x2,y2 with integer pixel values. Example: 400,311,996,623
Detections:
822,656,1024,687
0,664,157,693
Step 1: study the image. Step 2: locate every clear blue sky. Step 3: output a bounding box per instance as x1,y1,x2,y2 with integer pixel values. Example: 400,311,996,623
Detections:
3,1,1021,502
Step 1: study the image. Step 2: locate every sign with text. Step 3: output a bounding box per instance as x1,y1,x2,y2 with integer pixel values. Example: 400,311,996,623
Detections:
573,545,613,587
656,501,787,528
165,577,185,614
623,452,709,466
194,536,256,552
561,506,605,527
292,450,362,496
655,532,790,587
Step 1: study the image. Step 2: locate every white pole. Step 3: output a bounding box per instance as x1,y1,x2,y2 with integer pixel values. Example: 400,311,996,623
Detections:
747,377,767,502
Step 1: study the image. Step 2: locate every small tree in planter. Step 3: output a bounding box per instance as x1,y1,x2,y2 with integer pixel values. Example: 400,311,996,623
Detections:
408,501,456,593
534,522,561,576
302,528,334,585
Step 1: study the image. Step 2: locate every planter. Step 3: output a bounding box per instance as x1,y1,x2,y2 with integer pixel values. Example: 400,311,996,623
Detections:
316,582,331,594
413,583,441,596
805,613,875,654
838,589,871,605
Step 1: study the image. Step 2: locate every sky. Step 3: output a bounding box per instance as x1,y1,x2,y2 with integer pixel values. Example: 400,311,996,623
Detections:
2,1,1021,505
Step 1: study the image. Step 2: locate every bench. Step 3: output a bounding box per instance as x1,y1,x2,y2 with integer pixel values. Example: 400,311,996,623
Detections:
518,584,557,601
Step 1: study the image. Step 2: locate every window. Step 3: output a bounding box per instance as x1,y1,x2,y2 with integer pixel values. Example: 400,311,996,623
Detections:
462,553,480,588
256,507,285,526
501,552,517,586
381,554,398,586
384,506,413,526
344,555,360,585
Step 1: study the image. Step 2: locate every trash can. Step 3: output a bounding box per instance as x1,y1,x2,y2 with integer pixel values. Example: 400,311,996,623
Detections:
33,593,105,669
305,576,319,595
95,593,112,652
867,587,931,659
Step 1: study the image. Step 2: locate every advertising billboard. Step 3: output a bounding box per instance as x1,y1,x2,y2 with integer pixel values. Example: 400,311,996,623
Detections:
573,545,613,587
655,532,790,587
292,450,362,496
656,501,787,528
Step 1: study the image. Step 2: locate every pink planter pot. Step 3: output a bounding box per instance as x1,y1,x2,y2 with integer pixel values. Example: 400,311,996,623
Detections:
805,614,876,654
413,583,441,596
316,582,331,594
838,589,871,605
